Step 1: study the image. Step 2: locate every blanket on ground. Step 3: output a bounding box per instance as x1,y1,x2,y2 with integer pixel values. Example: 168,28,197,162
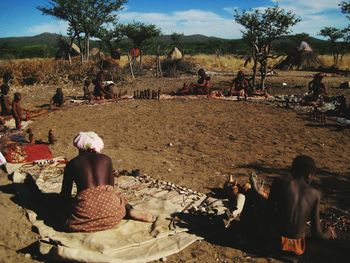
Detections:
66,185,127,232
7,160,228,263
5,144,53,163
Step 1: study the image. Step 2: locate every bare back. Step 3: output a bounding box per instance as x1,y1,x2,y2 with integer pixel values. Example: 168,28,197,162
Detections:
268,178,319,238
61,152,114,196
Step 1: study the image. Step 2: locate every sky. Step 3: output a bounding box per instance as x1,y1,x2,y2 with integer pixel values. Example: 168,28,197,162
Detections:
0,0,348,39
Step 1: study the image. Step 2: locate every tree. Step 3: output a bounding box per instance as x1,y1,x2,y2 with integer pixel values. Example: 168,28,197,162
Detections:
340,1,350,16
319,27,345,67
235,6,300,90
170,32,184,47
38,0,127,62
97,24,124,58
120,22,161,48
340,1,350,53
120,22,161,71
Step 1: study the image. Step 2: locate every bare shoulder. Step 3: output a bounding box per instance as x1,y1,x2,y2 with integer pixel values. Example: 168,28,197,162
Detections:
308,187,321,202
68,152,111,165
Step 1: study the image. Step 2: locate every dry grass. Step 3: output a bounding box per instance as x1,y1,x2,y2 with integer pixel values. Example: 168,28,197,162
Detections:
0,58,106,85
319,54,350,70
0,54,349,86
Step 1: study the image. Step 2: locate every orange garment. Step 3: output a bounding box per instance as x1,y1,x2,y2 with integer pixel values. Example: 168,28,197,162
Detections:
66,185,126,232
281,236,306,256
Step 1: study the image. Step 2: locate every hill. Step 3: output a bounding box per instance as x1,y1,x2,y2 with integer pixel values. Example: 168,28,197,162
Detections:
0,32,331,59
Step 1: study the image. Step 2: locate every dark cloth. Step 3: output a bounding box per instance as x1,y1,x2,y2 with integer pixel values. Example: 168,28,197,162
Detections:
52,94,64,107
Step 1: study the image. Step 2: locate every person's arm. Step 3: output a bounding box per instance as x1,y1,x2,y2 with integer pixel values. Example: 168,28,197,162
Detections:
267,179,280,214
311,191,335,240
12,103,20,119
308,81,313,93
107,157,114,186
231,193,245,218
60,162,74,198
321,83,327,96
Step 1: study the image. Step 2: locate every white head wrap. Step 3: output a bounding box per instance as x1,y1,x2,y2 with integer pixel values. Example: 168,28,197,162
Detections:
73,132,104,153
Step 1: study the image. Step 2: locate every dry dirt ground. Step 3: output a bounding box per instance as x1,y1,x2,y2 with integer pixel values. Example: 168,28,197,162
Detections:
0,70,350,263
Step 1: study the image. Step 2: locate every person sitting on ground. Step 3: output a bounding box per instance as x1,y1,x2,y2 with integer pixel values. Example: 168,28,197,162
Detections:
61,132,156,232
83,80,92,101
243,155,336,256
172,82,192,96
174,68,211,96
12,92,23,130
229,70,249,100
223,175,246,228
192,68,211,95
104,83,116,99
302,73,327,105
92,71,112,100
0,84,12,116
51,88,64,107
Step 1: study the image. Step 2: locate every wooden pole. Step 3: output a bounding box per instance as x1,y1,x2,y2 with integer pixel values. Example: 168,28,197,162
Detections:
127,53,135,79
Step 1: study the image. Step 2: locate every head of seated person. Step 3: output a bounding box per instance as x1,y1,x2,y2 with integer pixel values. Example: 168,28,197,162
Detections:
291,155,316,183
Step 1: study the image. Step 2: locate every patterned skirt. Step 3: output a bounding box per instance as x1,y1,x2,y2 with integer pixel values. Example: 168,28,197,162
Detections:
66,185,126,232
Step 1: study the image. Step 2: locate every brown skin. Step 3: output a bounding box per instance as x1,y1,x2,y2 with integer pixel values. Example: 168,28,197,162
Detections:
61,151,156,223
0,95,11,116
268,176,334,240
61,151,113,196
12,93,22,129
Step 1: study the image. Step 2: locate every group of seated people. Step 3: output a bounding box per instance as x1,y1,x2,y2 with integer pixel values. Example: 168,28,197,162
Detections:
224,155,336,256
173,68,270,99
58,131,335,258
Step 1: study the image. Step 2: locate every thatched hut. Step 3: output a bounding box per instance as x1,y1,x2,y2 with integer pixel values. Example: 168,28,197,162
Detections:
167,47,183,61
275,41,322,70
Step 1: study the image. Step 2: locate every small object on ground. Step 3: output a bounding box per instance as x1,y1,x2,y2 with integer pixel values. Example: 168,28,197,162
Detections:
131,169,140,177
282,82,288,86
48,129,57,144
26,128,34,143
340,81,350,89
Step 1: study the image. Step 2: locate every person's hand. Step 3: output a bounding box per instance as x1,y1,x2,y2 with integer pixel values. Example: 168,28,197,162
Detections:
328,227,337,239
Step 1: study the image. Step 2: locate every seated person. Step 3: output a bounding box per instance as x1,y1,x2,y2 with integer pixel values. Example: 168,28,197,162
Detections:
51,88,64,107
223,176,246,228
241,155,336,256
228,70,249,100
61,132,156,232
92,72,114,100
172,82,192,96
173,68,211,96
302,73,327,105
0,84,11,116
104,83,116,99
192,68,211,95
83,80,92,100
93,72,106,99
12,92,25,130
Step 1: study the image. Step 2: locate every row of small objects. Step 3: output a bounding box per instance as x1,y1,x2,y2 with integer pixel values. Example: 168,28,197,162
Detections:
133,89,161,100
140,175,204,199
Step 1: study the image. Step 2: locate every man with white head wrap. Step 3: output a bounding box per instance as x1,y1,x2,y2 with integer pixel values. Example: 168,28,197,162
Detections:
61,132,156,232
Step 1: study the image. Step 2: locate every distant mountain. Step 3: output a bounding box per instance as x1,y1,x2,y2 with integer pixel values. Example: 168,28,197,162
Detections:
0,33,63,47
0,32,332,59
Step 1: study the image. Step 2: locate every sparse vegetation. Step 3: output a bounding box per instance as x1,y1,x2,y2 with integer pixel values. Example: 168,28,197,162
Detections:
1,54,349,86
